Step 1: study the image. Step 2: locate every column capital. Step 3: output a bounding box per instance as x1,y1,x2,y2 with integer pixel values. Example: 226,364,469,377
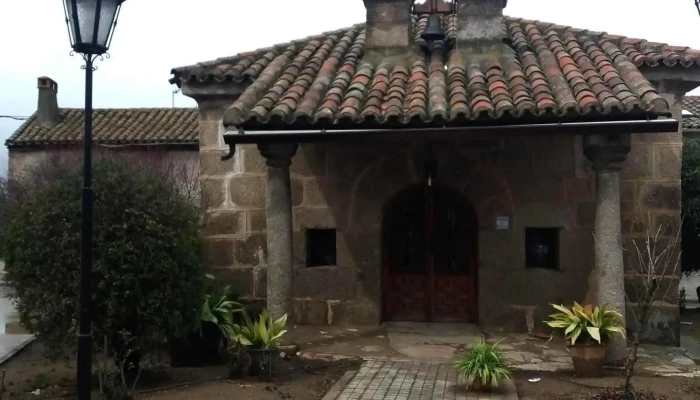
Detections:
583,134,631,172
258,143,298,168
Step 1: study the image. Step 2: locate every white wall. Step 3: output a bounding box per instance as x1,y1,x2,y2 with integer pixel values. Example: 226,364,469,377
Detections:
682,273,700,302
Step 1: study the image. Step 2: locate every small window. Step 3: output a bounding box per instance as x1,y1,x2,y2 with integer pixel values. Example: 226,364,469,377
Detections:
525,228,559,269
306,229,336,267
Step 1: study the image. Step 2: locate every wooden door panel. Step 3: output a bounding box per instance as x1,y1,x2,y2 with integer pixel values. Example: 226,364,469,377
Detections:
384,275,428,321
383,185,428,321
433,276,474,322
430,186,478,322
383,184,477,323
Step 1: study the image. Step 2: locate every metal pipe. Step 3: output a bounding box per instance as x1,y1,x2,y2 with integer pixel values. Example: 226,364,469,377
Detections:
224,119,677,142
221,119,678,160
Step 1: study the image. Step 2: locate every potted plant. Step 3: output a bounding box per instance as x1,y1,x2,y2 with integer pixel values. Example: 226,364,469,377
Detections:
546,302,626,378
230,308,288,378
170,284,241,367
452,339,512,392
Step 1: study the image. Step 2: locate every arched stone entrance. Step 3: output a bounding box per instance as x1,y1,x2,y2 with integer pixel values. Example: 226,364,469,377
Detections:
381,183,478,323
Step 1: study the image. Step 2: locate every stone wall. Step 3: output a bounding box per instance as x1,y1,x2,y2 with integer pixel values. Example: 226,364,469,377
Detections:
200,115,607,329
619,99,683,345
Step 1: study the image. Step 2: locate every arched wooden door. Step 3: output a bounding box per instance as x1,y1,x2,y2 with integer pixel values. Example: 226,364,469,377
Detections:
382,183,478,323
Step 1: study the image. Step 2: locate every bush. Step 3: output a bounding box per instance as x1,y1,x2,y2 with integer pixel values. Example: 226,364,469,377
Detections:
2,156,205,362
682,137,700,275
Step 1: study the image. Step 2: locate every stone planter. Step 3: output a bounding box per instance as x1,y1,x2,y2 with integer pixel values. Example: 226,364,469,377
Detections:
568,343,606,378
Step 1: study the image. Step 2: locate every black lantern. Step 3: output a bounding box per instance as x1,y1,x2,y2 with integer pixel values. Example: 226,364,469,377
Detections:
61,2,126,400
63,0,124,55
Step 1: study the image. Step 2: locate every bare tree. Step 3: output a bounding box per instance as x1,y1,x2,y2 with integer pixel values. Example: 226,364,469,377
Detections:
621,213,681,392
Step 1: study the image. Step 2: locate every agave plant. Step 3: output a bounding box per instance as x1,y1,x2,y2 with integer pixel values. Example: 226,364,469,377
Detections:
200,285,242,339
453,339,512,390
232,308,288,350
546,302,626,345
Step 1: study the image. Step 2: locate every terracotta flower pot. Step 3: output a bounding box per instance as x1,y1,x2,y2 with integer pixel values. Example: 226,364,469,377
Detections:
469,376,492,392
568,343,606,378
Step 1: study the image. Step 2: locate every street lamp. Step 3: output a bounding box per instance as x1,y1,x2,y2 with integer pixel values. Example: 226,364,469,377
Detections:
61,1,125,399
696,0,700,15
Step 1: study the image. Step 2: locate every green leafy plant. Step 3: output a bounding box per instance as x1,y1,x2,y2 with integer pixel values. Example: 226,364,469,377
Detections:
3,156,205,364
546,302,626,345
453,339,512,390
200,284,242,339
232,308,288,349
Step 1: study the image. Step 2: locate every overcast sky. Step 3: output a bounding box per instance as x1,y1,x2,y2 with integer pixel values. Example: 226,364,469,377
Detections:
1,0,700,176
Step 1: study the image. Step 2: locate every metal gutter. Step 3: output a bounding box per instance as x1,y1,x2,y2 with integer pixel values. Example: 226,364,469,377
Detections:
221,119,679,160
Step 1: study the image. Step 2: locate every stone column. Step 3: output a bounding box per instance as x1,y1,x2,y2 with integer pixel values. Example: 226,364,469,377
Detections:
258,143,298,320
584,134,630,363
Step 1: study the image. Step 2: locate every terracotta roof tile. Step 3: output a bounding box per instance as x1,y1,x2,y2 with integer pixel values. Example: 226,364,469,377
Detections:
171,16,699,128
6,108,198,148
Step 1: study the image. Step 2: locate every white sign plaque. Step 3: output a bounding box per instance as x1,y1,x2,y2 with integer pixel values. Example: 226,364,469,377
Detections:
495,216,510,231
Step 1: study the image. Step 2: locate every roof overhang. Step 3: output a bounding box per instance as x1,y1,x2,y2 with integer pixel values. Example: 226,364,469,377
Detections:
221,118,679,160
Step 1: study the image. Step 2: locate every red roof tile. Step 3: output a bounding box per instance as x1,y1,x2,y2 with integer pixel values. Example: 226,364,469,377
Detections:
171,16,694,129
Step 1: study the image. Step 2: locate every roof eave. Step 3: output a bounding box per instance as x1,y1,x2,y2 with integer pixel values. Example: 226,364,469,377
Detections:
221,118,679,160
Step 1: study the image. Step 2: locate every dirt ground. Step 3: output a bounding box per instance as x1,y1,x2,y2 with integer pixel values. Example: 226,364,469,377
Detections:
141,358,359,400
0,340,360,399
2,340,700,399
514,370,700,400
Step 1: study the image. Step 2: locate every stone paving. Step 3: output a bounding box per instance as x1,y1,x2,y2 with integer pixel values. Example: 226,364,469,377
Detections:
295,323,700,378
322,360,518,400
297,323,700,400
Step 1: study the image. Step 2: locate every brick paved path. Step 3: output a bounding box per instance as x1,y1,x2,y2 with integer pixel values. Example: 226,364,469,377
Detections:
323,360,518,400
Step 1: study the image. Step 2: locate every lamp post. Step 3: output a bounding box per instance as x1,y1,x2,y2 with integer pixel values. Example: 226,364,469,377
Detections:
61,1,125,399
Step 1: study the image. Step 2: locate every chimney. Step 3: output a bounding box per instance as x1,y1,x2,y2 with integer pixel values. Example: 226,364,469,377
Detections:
455,0,507,57
363,0,416,65
36,76,60,126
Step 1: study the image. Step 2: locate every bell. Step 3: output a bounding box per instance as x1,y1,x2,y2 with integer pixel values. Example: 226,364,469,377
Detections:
421,13,445,41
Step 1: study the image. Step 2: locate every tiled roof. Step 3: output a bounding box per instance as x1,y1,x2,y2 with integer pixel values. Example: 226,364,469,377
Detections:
6,108,198,148
170,16,699,129
684,96,700,130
